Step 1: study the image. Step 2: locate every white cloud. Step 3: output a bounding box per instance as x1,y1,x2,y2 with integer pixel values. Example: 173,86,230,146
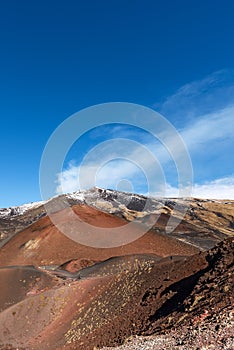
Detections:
181,106,233,148
192,177,234,199
56,105,234,197
56,163,80,194
57,163,234,199
164,176,234,199
56,140,165,195
56,70,234,199
159,69,234,122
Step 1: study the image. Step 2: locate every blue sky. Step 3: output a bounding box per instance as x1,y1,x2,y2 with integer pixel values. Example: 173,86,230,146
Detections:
0,0,234,207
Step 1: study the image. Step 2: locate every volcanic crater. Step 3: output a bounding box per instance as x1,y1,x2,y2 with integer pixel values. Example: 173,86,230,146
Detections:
0,188,233,349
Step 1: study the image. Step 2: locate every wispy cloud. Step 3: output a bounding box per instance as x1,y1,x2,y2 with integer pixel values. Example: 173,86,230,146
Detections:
56,70,234,199
56,140,165,195
164,176,234,199
159,69,234,124
57,162,234,199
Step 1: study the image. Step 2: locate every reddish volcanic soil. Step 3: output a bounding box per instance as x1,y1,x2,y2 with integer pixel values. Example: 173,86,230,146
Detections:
0,200,233,350
0,238,233,350
0,266,56,313
0,204,199,267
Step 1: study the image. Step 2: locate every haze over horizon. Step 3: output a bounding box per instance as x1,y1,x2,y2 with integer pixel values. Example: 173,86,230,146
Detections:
0,0,234,207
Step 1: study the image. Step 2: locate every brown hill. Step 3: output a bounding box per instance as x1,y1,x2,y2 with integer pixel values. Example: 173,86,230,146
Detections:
0,204,199,267
0,191,233,350
1,190,233,251
0,238,232,350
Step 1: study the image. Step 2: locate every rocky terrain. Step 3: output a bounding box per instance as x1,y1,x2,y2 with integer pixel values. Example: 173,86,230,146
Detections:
1,188,233,249
0,188,233,349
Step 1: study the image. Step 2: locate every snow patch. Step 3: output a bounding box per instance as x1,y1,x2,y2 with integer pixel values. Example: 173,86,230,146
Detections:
0,200,45,219
67,191,85,202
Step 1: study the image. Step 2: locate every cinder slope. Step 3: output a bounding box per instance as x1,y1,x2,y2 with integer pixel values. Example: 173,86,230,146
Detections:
0,191,233,350
0,266,57,312
0,238,232,350
1,189,233,250
0,204,199,267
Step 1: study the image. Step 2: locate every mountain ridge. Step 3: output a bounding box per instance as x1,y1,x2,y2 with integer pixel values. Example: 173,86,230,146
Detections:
0,188,233,250
0,188,233,349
